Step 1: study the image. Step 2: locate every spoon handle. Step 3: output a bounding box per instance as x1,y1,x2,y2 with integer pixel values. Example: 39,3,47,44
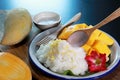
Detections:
56,12,81,33
92,7,120,31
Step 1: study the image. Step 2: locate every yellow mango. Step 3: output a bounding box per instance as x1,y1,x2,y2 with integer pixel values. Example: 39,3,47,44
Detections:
74,23,88,29
58,23,113,57
86,29,102,46
97,32,114,45
82,44,91,53
58,28,68,39
92,40,111,56
58,23,88,39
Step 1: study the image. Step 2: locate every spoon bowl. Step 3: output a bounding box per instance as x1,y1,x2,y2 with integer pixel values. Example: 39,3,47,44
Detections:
67,31,88,47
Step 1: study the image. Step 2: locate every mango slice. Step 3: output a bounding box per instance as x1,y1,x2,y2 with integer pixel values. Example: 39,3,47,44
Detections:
97,32,114,45
86,29,102,46
82,44,91,53
92,40,111,56
58,23,88,39
1,8,32,45
0,52,32,80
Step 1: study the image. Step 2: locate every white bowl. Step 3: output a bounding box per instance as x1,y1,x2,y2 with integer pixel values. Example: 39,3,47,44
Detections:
33,11,61,30
28,27,120,80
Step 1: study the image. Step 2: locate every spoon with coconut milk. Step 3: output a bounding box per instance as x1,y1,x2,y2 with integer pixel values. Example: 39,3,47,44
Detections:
67,7,120,47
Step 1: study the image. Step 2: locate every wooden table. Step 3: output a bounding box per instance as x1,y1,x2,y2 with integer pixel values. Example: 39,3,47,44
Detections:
0,10,120,80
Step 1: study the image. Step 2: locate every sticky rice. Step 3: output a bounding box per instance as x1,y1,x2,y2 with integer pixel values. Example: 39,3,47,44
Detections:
36,39,88,75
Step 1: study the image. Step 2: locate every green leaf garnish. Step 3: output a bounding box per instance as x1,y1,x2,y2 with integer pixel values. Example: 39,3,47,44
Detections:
63,70,74,75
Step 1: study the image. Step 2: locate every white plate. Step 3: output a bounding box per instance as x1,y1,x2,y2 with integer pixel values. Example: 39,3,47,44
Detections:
29,27,120,79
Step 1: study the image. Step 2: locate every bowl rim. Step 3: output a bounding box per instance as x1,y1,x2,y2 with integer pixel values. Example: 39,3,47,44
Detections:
28,27,120,80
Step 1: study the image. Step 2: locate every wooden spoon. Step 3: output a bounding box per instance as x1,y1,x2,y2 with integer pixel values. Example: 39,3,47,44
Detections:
67,7,120,47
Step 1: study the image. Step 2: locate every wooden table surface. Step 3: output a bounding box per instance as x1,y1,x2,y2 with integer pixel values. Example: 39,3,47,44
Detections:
0,10,120,80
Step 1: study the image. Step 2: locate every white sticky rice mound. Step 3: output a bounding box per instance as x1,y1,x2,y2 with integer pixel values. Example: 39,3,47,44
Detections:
36,39,88,75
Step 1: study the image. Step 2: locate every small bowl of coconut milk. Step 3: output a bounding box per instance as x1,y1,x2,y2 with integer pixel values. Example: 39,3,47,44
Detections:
33,11,61,30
